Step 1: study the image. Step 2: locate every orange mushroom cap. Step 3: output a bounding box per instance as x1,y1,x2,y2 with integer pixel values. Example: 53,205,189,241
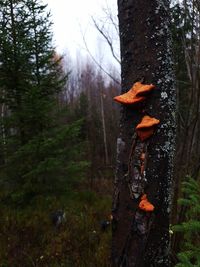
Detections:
133,82,155,97
139,194,154,212
136,115,160,141
114,94,145,105
136,115,160,130
113,82,155,105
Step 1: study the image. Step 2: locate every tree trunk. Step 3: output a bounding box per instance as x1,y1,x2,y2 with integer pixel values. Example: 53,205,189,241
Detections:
1,90,7,164
100,87,109,165
112,1,176,266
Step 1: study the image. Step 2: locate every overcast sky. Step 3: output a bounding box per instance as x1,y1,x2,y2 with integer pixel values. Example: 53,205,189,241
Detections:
45,0,120,69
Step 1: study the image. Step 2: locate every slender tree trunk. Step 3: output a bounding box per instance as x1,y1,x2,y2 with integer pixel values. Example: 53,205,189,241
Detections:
1,91,7,164
100,87,109,165
112,1,176,266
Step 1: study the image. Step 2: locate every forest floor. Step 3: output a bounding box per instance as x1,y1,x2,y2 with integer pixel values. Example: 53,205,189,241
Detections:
0,175,112,267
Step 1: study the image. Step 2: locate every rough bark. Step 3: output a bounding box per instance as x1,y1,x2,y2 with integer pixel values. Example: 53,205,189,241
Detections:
112,1,176,266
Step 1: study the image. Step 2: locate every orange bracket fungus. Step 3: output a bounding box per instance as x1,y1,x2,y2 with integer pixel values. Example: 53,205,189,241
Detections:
113,82,155,105
136,115,160,141
139,194,154,212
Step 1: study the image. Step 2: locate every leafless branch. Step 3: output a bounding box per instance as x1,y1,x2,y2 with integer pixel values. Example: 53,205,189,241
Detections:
92,16,121,65
80,26,121,85
103,0,119,36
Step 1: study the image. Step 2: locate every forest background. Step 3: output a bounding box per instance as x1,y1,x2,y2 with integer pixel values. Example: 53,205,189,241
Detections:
0,0,200,266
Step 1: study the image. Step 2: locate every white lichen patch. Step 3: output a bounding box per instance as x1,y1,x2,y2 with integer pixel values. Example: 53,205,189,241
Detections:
117,137,125,154
161,92,168,99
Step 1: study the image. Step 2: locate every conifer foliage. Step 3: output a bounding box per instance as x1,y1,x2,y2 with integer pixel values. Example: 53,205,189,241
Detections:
173,177,200,266
0,0,85,205
0,0,65,144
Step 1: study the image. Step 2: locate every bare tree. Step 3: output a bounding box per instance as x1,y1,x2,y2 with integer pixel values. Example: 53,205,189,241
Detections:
81,31,121,85
97,74,109,165
79,0,121,85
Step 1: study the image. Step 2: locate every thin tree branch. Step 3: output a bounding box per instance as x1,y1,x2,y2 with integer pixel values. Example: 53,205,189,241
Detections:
92,17,121,65
80,26,121,85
